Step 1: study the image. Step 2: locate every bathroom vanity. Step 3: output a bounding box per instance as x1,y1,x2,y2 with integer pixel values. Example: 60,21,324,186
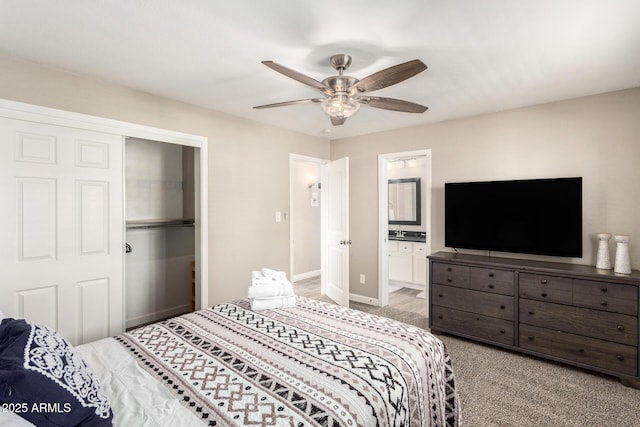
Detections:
388,231,427,285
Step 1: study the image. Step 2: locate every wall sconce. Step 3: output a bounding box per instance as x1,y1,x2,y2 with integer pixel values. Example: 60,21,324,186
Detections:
308,181,320,207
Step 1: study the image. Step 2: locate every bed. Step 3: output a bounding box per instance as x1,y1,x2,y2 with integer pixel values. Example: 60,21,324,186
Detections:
1,297,460,426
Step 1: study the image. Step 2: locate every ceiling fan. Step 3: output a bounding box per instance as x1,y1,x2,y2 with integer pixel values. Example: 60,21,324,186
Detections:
254,54,428,126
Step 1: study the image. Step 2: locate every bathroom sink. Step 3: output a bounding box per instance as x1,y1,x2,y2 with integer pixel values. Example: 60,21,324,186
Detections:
388,231,426,242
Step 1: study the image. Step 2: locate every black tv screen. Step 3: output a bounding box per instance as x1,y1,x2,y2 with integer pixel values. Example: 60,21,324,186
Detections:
445,177,582,257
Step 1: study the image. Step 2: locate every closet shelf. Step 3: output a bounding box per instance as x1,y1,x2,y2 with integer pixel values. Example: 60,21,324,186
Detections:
126,218,195,229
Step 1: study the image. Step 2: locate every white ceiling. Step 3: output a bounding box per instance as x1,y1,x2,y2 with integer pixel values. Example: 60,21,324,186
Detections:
1,0,639,139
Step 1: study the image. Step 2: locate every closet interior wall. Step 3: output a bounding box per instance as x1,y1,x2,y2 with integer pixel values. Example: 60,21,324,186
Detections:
125,138,195,329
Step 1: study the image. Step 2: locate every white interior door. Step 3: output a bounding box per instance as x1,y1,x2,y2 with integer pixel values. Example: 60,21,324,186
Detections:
321,157,349,307
0,117,124,345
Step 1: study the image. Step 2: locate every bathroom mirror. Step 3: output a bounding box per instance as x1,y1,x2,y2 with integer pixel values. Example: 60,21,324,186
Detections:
388,177,421,225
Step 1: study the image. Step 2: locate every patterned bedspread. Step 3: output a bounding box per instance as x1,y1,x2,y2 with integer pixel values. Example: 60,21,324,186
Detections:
115,297,460,426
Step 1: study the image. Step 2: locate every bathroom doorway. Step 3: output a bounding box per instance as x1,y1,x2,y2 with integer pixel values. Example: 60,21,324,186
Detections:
378,150,431,316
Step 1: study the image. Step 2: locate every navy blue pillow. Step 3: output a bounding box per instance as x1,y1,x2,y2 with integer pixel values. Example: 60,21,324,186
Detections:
0,318,113,426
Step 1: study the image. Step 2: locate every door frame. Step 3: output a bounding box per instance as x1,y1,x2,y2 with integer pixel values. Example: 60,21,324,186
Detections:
377,149,431,310
288,153,328,284
0,98,209,323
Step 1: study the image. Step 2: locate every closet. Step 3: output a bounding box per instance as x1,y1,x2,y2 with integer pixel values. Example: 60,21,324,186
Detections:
0,98,207,346
125,138,196,329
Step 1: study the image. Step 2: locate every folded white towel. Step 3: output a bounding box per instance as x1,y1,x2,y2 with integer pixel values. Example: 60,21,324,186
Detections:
261,268,287,280
251,296,296,311
251,270,290,286
248,281,294,299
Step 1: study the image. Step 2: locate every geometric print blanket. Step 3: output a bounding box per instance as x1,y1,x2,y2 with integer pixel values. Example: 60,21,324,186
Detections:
115,297,460,426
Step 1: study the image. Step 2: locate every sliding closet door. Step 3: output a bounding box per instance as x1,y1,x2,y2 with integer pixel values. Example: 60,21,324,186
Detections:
0,117,124,345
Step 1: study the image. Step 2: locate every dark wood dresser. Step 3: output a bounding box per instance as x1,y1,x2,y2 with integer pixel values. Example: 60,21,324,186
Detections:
428,251,640,388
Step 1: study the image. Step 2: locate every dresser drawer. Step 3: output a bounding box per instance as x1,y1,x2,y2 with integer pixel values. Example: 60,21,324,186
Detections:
519,324,637,377
432,305,514,345
519,273,572,304
573,279,638,315
469,267,514,296
432,262,469,288
432,284,513,320
520,299,638,346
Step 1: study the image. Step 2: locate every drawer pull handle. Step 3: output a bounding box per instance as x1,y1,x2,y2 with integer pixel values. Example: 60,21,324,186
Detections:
447,267,452,272
617,325,625,332
528,311,535,315
488,273,494,277
616,355,624,361
578,349,585,354
500,305,506,309
447,278,453,283
476,317,480,321
438,293,443,298
540,279,548,285
499,330,505,334
600,300,608,307
600,286,608,292
541,293,547,297
488,284,494,289
438,315,443,319
528,336,534,341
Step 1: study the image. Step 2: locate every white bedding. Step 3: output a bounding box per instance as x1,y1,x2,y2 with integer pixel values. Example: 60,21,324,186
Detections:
76,338,202,427
0,411,35,427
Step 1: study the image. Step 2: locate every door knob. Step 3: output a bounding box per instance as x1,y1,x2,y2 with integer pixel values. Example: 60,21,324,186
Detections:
125,243,132,253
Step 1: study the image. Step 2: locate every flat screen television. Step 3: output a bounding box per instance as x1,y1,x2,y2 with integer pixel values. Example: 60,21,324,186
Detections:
445,177,582,257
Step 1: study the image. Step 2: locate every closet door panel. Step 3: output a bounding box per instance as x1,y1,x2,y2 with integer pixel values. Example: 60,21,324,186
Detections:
0,116,124,345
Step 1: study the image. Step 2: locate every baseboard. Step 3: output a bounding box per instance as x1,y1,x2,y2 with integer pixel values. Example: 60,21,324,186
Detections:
349,293,381,307
293,269,320,282
126,303,190,329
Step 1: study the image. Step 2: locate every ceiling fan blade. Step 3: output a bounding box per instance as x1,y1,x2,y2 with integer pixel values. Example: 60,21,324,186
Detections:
359,96,428,113
353,60,427,93
253,98,323,109
330,116,346,126
262,61,333,95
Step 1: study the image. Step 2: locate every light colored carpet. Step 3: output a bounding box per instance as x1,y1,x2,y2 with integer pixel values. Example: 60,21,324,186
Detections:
439,335,639,427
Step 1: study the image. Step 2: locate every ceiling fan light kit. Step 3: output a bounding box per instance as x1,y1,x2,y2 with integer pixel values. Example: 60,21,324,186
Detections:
254,54,428,126
320,93,360,119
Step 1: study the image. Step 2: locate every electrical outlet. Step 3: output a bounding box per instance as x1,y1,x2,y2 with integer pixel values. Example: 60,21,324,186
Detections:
359,274,366,284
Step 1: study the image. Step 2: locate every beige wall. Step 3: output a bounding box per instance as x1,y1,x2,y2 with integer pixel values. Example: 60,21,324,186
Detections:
332,88,640,298
0,53,330,305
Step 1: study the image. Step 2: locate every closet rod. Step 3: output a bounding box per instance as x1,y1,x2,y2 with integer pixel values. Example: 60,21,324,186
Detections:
126,219,195,230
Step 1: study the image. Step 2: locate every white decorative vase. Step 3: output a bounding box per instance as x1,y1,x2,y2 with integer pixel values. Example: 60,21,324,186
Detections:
595,233,612,270
613,235,631,275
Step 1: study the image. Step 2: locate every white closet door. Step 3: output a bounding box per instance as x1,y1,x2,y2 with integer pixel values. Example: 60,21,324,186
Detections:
0,117,124,345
